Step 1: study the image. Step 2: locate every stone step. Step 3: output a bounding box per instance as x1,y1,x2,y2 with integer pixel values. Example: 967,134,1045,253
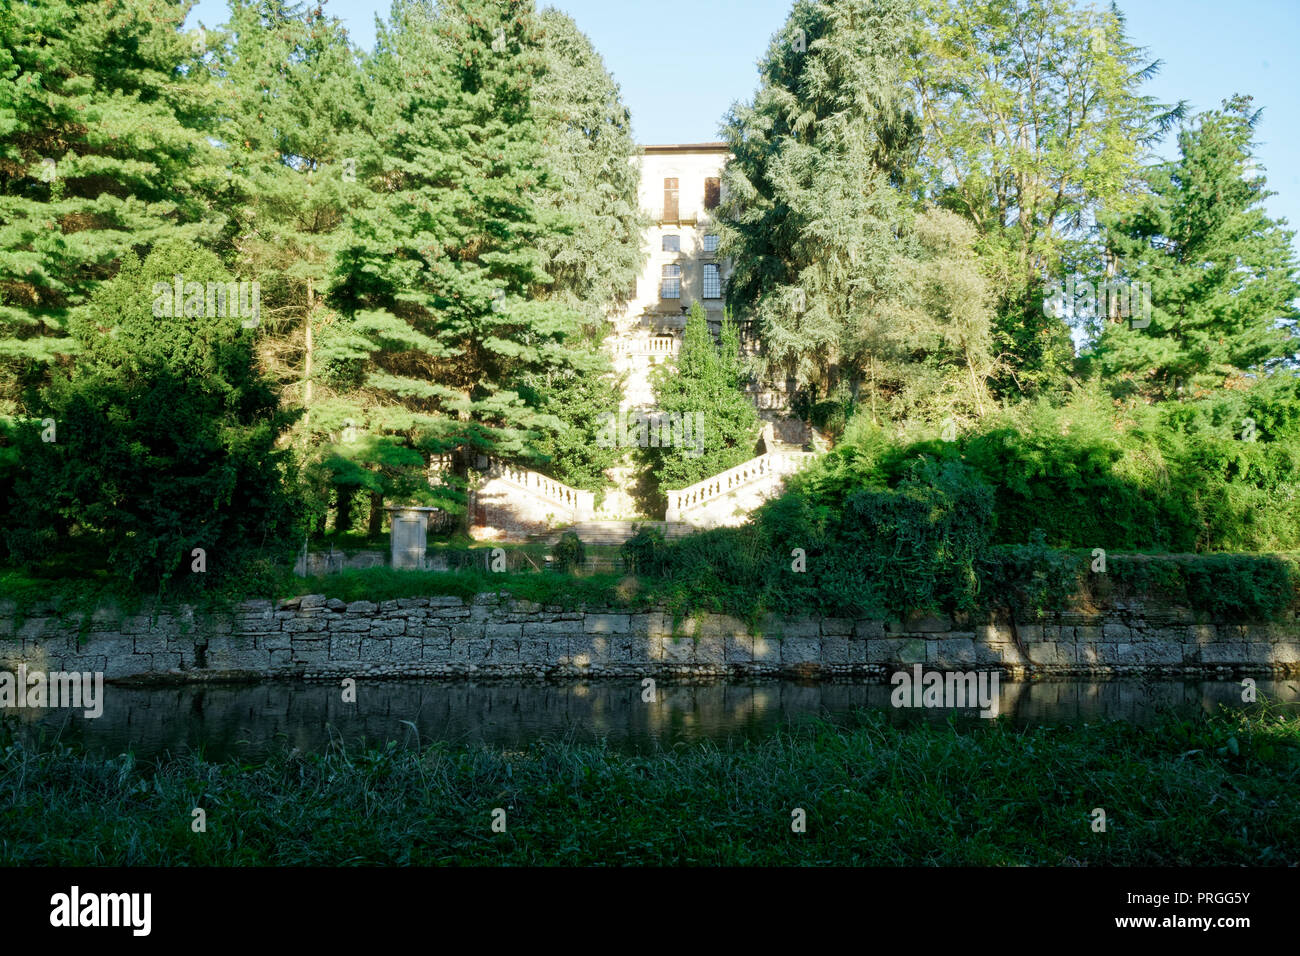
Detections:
533,520,694,546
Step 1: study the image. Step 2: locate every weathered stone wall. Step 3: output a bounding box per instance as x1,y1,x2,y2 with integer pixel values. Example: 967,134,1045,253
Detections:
1,594,1297,683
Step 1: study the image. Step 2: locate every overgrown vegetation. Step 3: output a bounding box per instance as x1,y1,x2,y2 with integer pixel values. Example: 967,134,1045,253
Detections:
3,707,1296,865
1,0,1298,619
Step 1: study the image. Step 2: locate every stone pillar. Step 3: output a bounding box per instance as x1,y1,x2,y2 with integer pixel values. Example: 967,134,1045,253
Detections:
387,507,439,570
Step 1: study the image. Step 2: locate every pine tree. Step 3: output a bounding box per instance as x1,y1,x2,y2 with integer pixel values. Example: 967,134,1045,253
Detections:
327,0,598,521
0,0,226,413
216,0,371,532
217,0,365,424
533,7,645,330
506,7,644,492
1090,97,1300,400
716,0,920,417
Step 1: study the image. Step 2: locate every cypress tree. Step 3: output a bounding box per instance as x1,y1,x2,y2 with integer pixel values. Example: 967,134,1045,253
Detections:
716,0,920,417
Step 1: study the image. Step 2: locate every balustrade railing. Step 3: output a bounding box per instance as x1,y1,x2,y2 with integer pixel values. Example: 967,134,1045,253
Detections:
664,451,816,522
485,459,594,520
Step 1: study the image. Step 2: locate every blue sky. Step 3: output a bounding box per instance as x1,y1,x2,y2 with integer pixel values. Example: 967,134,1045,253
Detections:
188,0,1300,232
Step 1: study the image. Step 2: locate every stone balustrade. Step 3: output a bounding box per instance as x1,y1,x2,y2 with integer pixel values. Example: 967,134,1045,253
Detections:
487,460,594,521
665,451,817,523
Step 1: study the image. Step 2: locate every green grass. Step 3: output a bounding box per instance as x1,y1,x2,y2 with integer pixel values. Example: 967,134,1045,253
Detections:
2,706,1296,865
3,544,1297,628
290,566,657,609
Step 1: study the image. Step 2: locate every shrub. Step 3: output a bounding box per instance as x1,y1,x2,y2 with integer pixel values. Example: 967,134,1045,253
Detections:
552,532,586,573
620,524,669,576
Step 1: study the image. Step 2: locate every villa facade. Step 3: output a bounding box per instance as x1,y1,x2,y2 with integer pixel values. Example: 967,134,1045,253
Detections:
607,142,733,408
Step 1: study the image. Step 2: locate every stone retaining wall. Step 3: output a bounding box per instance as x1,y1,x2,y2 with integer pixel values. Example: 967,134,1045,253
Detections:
2,594,1297,683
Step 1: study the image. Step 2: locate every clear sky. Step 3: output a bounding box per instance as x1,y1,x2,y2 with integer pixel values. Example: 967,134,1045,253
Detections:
187,0,1300,233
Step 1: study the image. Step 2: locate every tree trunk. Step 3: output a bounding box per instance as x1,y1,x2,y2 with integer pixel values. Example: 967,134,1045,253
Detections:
303,278,314,429
368,492,384,537
335,485,354,533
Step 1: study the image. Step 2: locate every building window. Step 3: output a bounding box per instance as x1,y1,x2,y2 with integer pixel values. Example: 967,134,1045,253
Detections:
704,177,720,210
662,234,680,253
702,263,721,299
702,234,719,253
663,177,679,220
661,264,681,299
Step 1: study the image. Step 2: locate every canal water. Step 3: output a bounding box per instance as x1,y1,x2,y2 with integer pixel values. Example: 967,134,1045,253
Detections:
3,678,1297,762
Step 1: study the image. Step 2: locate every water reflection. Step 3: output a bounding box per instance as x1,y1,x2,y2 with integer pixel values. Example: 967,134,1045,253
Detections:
3,678,1297,762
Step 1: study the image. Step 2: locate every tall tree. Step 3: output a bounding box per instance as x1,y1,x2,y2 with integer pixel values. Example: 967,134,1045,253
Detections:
328,0,592,519
1090,96,1300,400
645,303,761,490
217,0,365,427
533,7,645,330
510,7,644,491
716,0,921,415
2,240,301,590
910,0,1182,395
0,0,226,413
885,207,999,427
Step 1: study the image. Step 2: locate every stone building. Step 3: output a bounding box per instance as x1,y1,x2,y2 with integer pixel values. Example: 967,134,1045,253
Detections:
607,142,733,408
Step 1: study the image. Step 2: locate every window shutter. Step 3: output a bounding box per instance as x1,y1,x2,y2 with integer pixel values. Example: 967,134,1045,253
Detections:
704,177,720,210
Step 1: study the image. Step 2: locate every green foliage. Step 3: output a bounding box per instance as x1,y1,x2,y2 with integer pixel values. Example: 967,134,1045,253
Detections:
0,0,226,412
645,303,760,489
979,534,1087,623
717,0,919,405
911,0,1180,396
516,349,623,491
4,707,1297,865
0,240,302,593
532,8,645,330
626,457,994,622
1090,97,1300,399
620,524,668,576
794,383,1300,554
1108,554,1298,621
551,531,586,573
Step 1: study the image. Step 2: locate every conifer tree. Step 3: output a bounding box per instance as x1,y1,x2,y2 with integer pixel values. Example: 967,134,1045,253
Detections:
328,0,594,518
716,0,920,415
217,0,365,424
646,303,760,489
533,7,645,330
1091,97,1300,400
0,0,226,413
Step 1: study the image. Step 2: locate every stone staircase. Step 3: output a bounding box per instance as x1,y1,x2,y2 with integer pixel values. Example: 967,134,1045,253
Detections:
663,448,817,528
473,428,823,540
535,520,693,547
470,459,595,540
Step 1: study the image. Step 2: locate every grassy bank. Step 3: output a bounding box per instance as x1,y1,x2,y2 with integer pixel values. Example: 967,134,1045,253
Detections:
4,545,1298,635
2,707,1296,865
